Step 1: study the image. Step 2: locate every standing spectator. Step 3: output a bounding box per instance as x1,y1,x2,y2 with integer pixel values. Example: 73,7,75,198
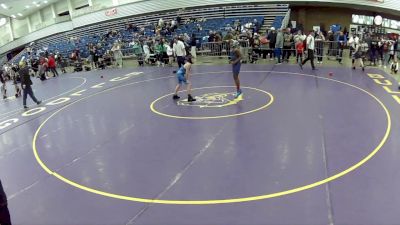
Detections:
171,19,177,30
155,39,168,67
382,38,390,68
158,18,164,28
56,53,66,73
208,31,216,42
19,61,41,109
252,33,261,57
267,27,277,60
47,54,59,77
253,19,260,33
190,34,197,59
282,28,293,62
315,31,325,64
387,38,397,66
352,38,365,71
176,14,182,26
111,41,123,68
337,31,347,64
300,30,316,70
369,36,379,66
0,69,6,99
89,46,96,69
275,28,284,64
327,30,335,58
173,38,186,68
296,36,304,64
224,31,234,58
0,179,11,225
294,30,305,63
377,36,384,67
38,56,48,80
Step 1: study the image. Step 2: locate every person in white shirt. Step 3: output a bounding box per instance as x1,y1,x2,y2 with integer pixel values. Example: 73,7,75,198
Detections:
352,38,365,71
158,18,164,28
300,30,316,70
173,38,186,68
348,34,360,65
128,39,136,47
166,43,174,66
171,19,176,28
111,41,123,68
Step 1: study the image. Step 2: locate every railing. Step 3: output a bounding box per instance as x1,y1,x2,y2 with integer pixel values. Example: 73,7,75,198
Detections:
8,48,27,64
198,40,250,57
243,40,371,64
281,9,291,30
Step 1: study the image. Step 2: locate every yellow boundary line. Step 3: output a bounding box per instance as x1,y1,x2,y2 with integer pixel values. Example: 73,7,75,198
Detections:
32,71,391,205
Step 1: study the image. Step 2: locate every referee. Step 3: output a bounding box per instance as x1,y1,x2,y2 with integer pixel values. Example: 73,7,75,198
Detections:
300,30,316,70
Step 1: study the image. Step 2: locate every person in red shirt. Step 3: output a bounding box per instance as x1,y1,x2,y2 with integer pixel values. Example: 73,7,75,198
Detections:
296,41,304,64
47,54,58,77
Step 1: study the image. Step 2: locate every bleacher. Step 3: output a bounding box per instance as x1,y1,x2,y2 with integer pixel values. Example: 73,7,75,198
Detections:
10,4,288,63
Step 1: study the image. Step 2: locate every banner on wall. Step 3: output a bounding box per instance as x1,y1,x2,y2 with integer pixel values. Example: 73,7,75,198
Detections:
313,26,320,33
105,8,118,17
291,21,296,29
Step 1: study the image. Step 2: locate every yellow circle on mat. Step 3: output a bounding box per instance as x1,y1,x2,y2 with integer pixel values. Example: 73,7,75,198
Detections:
32,71,391,205
150,86,274,119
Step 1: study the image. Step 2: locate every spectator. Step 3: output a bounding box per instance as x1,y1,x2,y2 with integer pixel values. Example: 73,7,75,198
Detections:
176,14,182,26
171,19,177,29
315,31,325,64
208,31,216,42
158,18,164,28
190,34,197,59
38,56,48,80
275,28,284,64
56,53,66,73
252,33,261,57
111,41,123,68
267,27,277,60
47,54,58,77
155,39,168,67
296,36,304,64
283,28,293,62
337,31,347,64
253,19,260,33
327,30,335,58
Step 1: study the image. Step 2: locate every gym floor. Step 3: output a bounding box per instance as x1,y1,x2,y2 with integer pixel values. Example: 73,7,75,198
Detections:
0,62,400,225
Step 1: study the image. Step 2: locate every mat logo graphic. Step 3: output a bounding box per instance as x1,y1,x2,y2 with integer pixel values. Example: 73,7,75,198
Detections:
178,92,243,108
367,73,400,105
